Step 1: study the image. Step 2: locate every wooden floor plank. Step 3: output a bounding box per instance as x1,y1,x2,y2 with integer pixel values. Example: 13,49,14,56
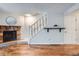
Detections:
0,44,79,56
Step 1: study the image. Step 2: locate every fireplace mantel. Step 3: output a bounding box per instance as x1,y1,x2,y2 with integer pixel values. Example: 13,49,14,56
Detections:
0,25,21,43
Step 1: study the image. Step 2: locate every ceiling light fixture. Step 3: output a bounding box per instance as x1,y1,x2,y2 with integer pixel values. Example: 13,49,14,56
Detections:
25,14,32,17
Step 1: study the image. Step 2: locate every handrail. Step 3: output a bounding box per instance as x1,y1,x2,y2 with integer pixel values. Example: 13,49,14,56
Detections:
30,15,42,27
29,13,47,38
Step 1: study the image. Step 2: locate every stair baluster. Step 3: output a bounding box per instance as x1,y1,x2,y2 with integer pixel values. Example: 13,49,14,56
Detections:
30,14,47,39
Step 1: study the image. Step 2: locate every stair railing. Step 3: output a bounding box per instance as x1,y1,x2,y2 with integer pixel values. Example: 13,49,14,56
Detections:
29,13,47,39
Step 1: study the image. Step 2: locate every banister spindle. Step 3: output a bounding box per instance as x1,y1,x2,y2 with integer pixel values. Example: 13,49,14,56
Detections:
30,13,47,38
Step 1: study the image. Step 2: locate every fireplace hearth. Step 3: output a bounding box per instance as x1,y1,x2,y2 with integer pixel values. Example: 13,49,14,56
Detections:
3,31,17,42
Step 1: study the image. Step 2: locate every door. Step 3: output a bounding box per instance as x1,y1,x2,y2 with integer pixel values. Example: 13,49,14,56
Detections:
76,14,79,43
64,14,76,44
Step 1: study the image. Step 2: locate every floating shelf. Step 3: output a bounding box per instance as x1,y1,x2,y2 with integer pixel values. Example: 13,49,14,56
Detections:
44,27,65,32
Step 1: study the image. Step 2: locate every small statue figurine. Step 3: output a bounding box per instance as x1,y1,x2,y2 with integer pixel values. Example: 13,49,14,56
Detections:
54,24,58,27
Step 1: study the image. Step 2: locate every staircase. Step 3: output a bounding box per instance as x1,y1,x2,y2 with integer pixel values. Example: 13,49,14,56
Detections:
29,13,47,44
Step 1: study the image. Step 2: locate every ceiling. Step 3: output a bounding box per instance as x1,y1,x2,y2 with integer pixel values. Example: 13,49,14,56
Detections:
0,3,75,15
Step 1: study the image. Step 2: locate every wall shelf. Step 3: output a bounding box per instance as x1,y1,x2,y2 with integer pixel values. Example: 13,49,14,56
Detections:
44,27,65,32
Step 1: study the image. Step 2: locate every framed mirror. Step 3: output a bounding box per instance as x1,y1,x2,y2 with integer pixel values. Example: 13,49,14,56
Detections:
5,16,17,25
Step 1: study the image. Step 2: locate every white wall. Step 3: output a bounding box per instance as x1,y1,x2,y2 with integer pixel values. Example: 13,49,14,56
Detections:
30,14,64,44
0,12,64,44
64,4,79,44
0,14,21,25
0,14,28,41
0,4,65,44
64,13,76,44
65,10,79,44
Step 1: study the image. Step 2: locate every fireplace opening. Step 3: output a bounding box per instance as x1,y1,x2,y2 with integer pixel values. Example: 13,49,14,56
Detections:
3,31,17,42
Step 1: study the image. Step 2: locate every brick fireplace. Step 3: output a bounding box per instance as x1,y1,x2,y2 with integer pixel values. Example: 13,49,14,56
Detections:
0,25,21,43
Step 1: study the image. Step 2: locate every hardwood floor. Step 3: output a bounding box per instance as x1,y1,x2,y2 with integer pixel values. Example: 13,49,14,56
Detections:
0,44,79,56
